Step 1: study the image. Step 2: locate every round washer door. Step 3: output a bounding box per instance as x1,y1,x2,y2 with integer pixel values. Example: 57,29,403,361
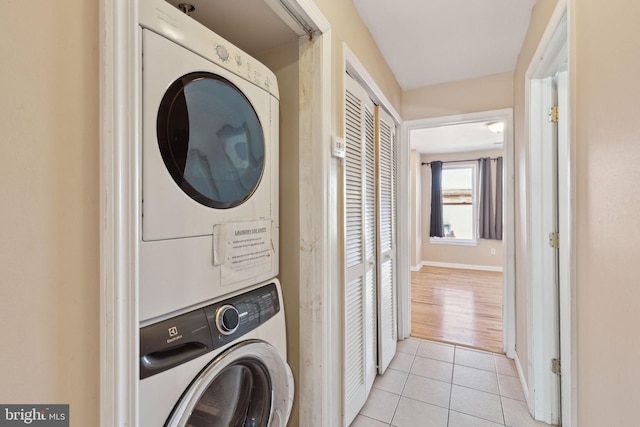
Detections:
167,340,293,427
157,71,265,209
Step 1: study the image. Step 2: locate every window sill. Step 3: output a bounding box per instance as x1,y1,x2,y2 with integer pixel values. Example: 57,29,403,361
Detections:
429,237,478,247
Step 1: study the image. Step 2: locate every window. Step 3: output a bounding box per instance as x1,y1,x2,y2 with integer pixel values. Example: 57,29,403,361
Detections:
433,164,476,243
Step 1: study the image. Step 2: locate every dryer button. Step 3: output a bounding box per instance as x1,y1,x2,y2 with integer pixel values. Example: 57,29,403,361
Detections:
215,305,240,335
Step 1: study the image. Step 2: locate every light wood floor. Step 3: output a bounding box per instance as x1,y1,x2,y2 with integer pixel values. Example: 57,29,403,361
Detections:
411,266,504,353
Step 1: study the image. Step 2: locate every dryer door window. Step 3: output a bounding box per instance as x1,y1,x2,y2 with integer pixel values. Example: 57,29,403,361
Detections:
157,72,265,209
167,340,293,427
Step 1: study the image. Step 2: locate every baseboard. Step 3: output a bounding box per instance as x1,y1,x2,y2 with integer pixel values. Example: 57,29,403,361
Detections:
514,350,532,412
419,261,503,272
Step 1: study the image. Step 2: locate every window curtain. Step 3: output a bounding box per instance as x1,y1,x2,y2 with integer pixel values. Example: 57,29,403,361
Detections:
429,161,444,237
495,157,503,239
478,157,503,240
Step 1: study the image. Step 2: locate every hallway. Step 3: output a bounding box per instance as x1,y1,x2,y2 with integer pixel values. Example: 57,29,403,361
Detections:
352,338,550,427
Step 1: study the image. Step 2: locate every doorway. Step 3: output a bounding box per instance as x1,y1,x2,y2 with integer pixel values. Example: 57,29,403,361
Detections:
401,109,516,358
525,4,568,423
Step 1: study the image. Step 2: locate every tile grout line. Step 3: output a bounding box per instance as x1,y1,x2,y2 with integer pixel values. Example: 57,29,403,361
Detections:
446,344,457,427
451,345,510,426
495,353,507,426
387,346,418,427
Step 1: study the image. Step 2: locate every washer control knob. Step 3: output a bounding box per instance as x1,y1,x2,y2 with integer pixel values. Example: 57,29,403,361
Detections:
215,305,240,335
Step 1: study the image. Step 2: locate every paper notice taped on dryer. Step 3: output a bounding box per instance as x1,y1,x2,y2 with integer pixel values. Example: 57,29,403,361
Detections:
219,220,273,284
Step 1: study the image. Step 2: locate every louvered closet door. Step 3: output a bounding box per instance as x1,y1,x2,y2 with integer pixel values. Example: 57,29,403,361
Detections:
376,106,397,374
344,74,377,426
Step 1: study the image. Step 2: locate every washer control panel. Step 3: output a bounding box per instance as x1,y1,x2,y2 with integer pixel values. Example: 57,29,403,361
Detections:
139,282,280,379
205,283,279,347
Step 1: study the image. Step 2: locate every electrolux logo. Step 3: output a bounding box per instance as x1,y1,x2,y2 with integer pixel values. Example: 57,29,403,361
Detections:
0,405,68,426
166,326,182,344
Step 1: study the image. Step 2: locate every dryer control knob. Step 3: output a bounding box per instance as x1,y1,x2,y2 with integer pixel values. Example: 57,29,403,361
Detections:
215,305,240,335
215,44,230,62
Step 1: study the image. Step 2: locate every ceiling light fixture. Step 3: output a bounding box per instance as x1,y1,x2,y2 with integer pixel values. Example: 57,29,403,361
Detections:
487,122,504,133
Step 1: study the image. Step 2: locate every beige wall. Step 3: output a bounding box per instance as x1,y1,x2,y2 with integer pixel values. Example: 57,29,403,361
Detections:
512,0,559,390
420,149,504,269
403,72,514,121
571,0,640,424
0,1,99,424
313,0,403,131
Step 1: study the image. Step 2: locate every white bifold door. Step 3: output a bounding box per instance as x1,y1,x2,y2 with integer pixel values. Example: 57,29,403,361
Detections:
344,74,397,426
375,105,398,375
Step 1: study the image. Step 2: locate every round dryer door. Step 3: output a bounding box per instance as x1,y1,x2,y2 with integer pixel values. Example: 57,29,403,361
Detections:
167,340,293,427
157,72,265,209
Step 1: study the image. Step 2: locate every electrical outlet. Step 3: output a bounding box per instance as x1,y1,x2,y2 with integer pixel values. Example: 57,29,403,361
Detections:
490,248,496,255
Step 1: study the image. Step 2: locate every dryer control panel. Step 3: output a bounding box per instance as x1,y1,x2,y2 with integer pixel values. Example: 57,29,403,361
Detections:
139,282,280,379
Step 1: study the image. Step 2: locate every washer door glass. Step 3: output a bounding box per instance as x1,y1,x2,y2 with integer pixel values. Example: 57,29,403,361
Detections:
157,72,265,209
167,341,293,427
186,362,270,426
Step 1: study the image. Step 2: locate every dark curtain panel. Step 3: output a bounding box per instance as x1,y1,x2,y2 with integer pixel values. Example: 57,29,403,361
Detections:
478,157,503,240
429,161,444,237
478,157,495,239
495,157,503,240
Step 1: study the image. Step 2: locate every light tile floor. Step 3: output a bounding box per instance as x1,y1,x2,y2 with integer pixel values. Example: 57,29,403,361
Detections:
352,338,552,427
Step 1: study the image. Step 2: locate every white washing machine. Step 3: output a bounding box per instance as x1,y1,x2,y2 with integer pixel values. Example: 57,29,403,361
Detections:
139,0,279,321
139,279,293,426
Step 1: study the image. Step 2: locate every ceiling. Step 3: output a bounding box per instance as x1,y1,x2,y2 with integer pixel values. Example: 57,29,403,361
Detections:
353,0,537,90
410,121,504,154
351,0,529,154
165,0,535,90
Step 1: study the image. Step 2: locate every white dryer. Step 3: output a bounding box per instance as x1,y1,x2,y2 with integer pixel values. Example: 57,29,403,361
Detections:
139,279,293,427
139,0,279,321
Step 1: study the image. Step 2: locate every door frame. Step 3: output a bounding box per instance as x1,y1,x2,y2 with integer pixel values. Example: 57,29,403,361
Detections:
525,1,573,425
99,1,140,425
99,0,333,425
400,108,516,358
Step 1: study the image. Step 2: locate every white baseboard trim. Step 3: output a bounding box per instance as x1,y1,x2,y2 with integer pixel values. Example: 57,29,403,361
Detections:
418,261,503,272
514,350,532,412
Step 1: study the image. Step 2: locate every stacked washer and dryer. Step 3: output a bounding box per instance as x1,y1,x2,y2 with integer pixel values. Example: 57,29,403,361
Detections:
137,1,293,425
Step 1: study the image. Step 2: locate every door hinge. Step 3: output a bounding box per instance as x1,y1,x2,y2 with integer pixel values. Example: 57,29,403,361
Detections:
549,232,559,248
552,358,562,375
549,106,559,123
